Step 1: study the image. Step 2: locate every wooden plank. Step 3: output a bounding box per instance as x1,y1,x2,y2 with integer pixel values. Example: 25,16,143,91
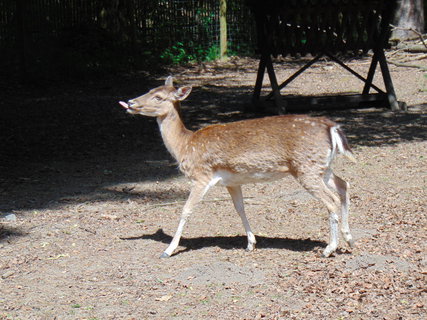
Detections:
259,93,390,113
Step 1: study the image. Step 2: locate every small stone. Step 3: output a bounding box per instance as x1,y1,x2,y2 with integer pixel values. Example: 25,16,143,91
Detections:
0,213,16,221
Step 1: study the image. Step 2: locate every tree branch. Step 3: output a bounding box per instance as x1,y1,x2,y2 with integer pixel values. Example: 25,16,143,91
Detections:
390,24,427,49
387,60,427,71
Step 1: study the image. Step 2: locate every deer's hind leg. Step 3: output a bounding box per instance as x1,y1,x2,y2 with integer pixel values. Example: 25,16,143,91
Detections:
295,171,342,257
326,172,354,248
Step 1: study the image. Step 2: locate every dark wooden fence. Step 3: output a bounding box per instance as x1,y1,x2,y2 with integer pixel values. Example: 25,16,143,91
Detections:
0,0,256,79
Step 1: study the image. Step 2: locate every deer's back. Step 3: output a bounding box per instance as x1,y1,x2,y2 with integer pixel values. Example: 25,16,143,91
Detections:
181,115,336,182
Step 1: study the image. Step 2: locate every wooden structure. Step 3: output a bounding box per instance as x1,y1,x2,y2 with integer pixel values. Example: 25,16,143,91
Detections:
248,0,405,113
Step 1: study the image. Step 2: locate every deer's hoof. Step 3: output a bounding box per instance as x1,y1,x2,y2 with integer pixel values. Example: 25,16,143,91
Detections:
245,244,256,252
322,251,332,258
342,232,355,248
160,252,171,259
346,238,355,248
322,246,336,258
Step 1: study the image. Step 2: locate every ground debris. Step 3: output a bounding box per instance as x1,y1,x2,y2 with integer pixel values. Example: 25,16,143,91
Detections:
0,57,426,319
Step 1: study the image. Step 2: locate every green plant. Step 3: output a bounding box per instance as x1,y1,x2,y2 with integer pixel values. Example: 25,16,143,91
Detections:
204,44,220,61
160,42,221,65
160,42,194,64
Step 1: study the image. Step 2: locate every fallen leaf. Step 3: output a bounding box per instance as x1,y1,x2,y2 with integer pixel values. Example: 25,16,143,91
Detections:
47,254,69,260
155,295,172,302
101,214,119,221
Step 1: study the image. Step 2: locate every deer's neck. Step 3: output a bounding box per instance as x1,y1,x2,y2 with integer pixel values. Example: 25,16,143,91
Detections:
157,104,193,163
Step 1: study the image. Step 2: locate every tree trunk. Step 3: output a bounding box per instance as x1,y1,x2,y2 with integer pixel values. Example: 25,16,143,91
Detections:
392,0,425,40
220,0,228,61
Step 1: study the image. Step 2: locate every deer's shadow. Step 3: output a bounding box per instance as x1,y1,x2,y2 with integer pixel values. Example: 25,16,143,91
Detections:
121,229,327,256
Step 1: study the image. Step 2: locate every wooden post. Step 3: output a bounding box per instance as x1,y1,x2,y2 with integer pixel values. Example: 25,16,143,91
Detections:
377,49,400,111
16,0,26,81
219,0,227,61
264,55,286,114
253,54,267,102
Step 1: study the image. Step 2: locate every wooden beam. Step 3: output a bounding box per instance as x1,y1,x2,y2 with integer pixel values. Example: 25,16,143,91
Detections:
264,55,286,113
376,49,400,111
261,93,390,113
253,54,267,106
363,53,379,94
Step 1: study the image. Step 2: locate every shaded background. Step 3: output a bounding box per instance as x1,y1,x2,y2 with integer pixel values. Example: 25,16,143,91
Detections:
0,0,256,82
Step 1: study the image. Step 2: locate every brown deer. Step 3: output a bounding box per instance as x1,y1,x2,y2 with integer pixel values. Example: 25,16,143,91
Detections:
119,76,356,258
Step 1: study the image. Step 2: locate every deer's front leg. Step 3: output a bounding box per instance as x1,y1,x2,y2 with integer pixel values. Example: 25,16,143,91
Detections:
227,186,256,251
161,179,216,258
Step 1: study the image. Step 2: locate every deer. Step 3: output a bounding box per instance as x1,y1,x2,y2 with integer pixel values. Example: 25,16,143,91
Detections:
119,76,356,258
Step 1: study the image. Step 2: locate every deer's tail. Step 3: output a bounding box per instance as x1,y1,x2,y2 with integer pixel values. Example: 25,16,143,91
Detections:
330,126,357,163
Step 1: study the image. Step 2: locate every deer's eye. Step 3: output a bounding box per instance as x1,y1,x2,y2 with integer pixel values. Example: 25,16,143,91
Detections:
154,96,163,102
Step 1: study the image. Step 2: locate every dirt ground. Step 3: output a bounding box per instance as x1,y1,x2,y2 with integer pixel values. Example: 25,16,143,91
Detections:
0,54,426,320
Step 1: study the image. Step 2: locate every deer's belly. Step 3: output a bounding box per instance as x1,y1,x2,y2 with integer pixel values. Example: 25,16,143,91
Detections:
214,169,289,186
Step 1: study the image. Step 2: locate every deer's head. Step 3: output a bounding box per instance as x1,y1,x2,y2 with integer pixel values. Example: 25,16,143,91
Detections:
119,76,192,117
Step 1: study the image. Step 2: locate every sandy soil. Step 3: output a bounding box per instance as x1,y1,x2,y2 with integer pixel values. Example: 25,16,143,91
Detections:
1,54,426,319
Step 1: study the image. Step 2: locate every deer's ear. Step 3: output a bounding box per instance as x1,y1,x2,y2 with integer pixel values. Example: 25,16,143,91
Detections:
174,86,192,101
165,76,174,87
